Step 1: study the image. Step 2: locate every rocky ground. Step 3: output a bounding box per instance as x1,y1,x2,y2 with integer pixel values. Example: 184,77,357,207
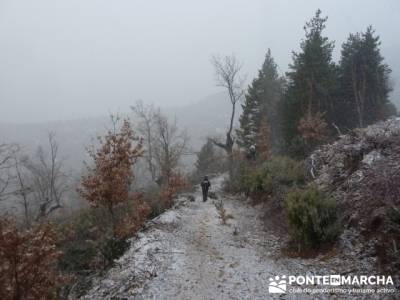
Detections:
82,175,398,299
309,117,400,276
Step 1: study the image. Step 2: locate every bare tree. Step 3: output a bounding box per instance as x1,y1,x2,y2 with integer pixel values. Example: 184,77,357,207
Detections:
132,102,189,186
210,54,245,154
25,133,68,219
210,54,245,175
153,112,189,185
131,100,158,182
0,143,17,201
11,148,32,225
0,144,33,224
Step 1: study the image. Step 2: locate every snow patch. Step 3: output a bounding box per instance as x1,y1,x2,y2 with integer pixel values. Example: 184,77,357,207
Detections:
153,210,181,225
362,150,382,166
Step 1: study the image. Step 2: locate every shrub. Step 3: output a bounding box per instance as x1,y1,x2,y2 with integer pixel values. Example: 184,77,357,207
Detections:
240,156,305,201
283,135,309,159
143,185,164,218
144,172,188,219
57,211,99,273
57,204,144,297
0,218,63,300
58,196,150,274
214,200,234,225
223,150,250,193
284,185,340,249
297,112,328,145
159,172,188,208
100,237,130,265
78,118,142,236
56,196,151,296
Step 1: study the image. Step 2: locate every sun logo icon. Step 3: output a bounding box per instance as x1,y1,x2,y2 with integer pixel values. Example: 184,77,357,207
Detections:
268,275,287,293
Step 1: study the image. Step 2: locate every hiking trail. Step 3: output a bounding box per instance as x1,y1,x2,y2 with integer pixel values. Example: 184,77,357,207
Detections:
83,175,369,300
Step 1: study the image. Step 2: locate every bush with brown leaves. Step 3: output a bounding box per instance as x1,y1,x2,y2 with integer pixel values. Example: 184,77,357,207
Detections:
115,194,151,240
297,112,328,144
78,118,143,235
0,218,63,300
159,172,188,209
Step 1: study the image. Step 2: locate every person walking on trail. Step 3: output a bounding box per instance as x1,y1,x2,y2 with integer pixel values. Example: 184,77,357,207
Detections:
200,176,211,202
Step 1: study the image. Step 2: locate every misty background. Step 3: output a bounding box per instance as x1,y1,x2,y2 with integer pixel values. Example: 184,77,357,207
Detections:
0,0,399,124
0,0,400,173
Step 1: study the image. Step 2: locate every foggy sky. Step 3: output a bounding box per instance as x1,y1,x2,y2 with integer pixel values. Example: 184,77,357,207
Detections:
1,0,399,123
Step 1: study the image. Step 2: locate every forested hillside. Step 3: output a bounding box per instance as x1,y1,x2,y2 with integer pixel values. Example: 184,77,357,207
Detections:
1,6,399,300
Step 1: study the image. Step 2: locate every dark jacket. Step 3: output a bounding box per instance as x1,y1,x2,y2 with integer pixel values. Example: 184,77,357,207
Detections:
200,179,211,191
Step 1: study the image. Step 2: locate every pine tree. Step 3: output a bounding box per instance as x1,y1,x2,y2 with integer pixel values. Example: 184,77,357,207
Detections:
281,9,337,156
338,26,393,129
237,49,283,151
257,116,271,161
194,139,223,177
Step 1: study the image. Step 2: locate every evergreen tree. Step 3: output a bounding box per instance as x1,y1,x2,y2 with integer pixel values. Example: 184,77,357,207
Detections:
338,26,393,129
194,139,223,177
237,49,283,152
257,116,271,161
281,9,337,156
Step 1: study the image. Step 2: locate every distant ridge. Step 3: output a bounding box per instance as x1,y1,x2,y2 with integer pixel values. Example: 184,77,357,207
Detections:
0,92,241,172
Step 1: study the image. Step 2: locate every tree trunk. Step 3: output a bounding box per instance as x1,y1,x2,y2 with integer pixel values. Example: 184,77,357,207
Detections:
352,65,363,128
108,204,116,237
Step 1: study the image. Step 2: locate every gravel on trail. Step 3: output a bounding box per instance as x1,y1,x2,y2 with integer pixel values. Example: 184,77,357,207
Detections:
83,176,389,300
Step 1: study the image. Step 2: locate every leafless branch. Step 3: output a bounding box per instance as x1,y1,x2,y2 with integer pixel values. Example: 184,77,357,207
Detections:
210,54,245,155
131,100,158,182
23,132,68,219
0,143,18,201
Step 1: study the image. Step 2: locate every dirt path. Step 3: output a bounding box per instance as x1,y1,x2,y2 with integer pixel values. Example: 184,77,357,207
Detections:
134,178,287,300
83,176,377,300
83,176,288,299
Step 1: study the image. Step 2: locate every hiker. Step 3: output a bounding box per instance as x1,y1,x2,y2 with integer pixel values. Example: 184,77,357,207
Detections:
200,176,211,202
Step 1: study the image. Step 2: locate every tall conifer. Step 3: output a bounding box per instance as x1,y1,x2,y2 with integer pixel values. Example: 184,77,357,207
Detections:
237,49,283,151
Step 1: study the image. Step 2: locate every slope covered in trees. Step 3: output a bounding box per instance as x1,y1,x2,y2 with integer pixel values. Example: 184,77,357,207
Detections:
1,7,399,300
237,10,396,159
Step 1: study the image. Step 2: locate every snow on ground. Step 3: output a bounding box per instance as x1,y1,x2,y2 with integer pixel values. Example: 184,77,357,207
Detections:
83,175,388,300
